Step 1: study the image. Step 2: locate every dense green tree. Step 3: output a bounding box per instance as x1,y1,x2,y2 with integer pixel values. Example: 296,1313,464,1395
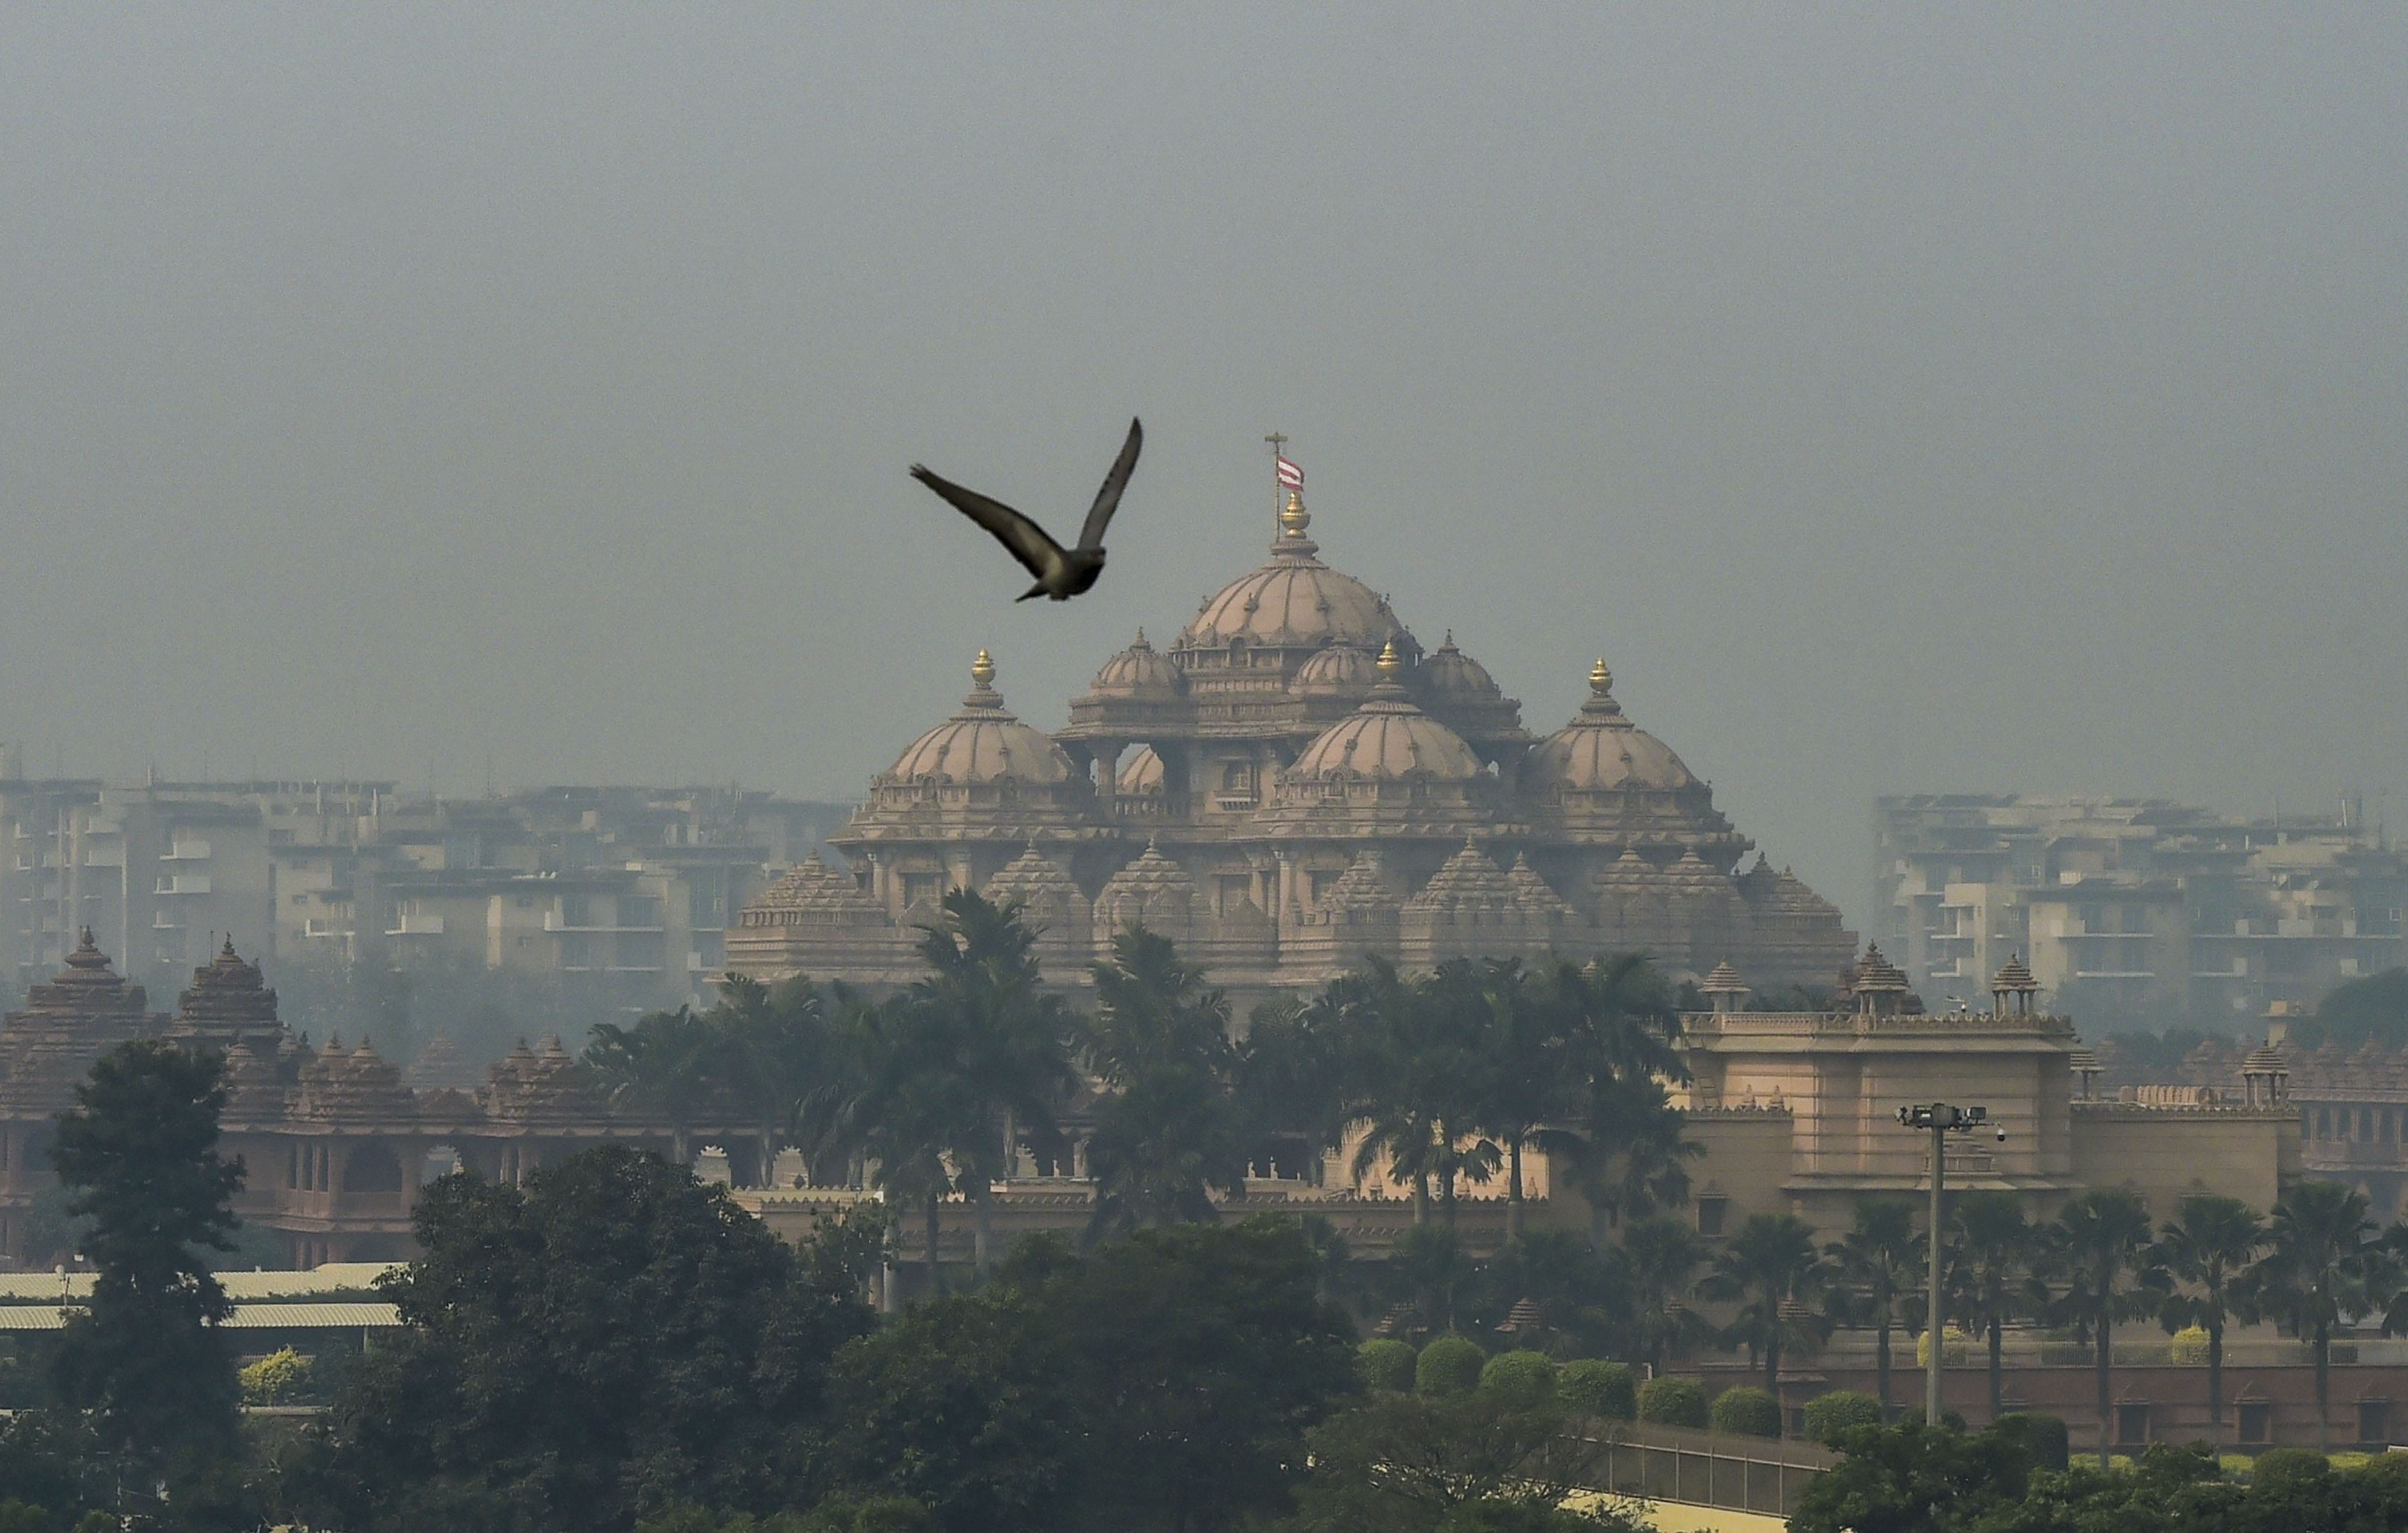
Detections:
585,977,846,1181
1787,1419,2034,1533
2304,966,2408,1052
2243,1179,2393,1450
1613,1216,1712,1374
1704,1213,1830,1392
2040,1188,2161,1467
1530,957,1693,1240
1346,961,1496,1228
1081,928,1247,1234
2152,1193,2267,1440
898,889,1079,1270
1824,1199,1920,1413
1273,1390,1627,1533
1946,1190,2037,1421
317,1146,873,1532
822,1218,1357,1533
1451,959,1563,1241
48,1039,245,1496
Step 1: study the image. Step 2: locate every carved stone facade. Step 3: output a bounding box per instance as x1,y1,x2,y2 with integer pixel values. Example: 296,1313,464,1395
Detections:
729,496,1856,1005
1676,953,2301,1239
0,935,766,1269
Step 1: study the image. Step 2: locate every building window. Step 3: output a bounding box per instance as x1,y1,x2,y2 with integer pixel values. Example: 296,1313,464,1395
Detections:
902,873,945,907
559,933,593,968
2237,1403,2272,1444
1308,870,1339,904
2115,1404,2149,1446
1696,1197,1728,1238
561,895,591,927
619,896,660,929
2359,1401,2391,1446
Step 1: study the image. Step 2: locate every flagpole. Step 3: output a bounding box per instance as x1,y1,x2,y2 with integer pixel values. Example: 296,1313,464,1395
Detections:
1264,431,1288,537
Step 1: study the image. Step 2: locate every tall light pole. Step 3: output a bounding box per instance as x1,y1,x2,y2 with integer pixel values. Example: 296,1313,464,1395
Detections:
1895,1102,2000,1425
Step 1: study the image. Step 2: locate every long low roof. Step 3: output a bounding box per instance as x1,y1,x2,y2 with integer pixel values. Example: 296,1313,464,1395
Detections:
0,1301,401,1331
0,1263,401,1303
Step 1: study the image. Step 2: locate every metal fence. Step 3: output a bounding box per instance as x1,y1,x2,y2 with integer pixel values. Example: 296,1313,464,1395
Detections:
1578,1420,1837,1518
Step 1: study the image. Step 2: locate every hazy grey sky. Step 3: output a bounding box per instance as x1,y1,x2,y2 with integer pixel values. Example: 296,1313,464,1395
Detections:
3,6,2402,921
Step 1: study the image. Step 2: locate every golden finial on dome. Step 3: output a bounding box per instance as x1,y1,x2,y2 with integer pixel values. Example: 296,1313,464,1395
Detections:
1376,638,1403,682
971,649,997,688
1589,658,1613,695
1279,491,1311,538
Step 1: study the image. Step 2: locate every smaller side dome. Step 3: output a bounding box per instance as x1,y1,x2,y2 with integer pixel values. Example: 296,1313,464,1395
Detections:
881,651,1077,787
1523,659,1700,794
1087,629,1182,698
1290,642,1379,698
1289,642,1485,782
1416,631,1502,702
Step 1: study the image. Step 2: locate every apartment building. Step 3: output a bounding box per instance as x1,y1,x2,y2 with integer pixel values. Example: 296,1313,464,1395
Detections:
1873,794,2406,1026
0,769,850,1012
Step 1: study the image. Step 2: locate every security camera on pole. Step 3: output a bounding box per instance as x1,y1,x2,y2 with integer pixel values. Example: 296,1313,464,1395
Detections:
1896,1102,2004,1425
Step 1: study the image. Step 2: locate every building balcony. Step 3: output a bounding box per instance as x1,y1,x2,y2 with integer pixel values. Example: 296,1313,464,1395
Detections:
153,875,212,896
541,914,666,933
385,914,446,936
162,841,211,861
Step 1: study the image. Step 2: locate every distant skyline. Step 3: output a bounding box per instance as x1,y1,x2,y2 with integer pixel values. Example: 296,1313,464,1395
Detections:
3,7,2402,927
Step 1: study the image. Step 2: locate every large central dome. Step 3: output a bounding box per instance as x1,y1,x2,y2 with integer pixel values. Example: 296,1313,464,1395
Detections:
1174,496,1411,656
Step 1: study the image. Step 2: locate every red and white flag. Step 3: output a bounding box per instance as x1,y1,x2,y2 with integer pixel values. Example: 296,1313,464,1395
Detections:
1274,454,1304,490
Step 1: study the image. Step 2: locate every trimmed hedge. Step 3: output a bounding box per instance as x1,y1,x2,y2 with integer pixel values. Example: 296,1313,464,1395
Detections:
1711,1386,1783,1439
1800,1390,1882,1446
1637,1376,1709,1429
1991,1412,2070,1472
1358,1338,1417,1392
1477,1351,1558,1410
1558,1359,1637,1421
1417,1335,1487,1397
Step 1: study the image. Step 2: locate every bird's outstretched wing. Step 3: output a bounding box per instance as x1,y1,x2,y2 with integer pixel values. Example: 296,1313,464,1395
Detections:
1075,417,1144,553
910,466,1066,579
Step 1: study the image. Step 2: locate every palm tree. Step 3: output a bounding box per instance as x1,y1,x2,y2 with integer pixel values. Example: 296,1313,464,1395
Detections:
1342,960,1491,1227
837,989,963,1293
1082,926,1246,1235
2244,1180,2387,1450
2042,1188,2161,1466
1616,1215,1713,1375
1947,1190,2036,1422
1533,954,1695,1242
2154,1193,2267,1441
1824,1199,1920,1414
1705,1212,1830,1394
1451,958,1567,1241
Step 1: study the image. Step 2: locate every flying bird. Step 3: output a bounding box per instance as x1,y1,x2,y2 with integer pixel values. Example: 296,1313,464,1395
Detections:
910,417,1143,602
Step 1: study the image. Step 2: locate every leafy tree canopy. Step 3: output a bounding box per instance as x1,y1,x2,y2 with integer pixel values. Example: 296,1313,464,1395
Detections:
314,1146,874,1532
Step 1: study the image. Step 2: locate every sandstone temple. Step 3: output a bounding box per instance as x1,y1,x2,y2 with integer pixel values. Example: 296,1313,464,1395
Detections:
727,493,1856,1005
0,932,755,1269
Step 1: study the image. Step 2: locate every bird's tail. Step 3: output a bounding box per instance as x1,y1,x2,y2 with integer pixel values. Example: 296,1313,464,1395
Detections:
1016,583,1048,603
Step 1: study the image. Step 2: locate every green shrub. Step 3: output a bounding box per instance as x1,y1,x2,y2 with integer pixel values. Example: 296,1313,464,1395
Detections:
2250,1448,2329,1498
2169,1324,2211,1365
1989,1411,2070,1472
1800,1390,1882,1446
238,1346,314,1406
1710,1385,1782,1438
1477,1351,1558,1410
1358,1338,1418,1393
1417,1335,1487,1397
1558,1359,1637,1421
1637,1376,1708,1428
